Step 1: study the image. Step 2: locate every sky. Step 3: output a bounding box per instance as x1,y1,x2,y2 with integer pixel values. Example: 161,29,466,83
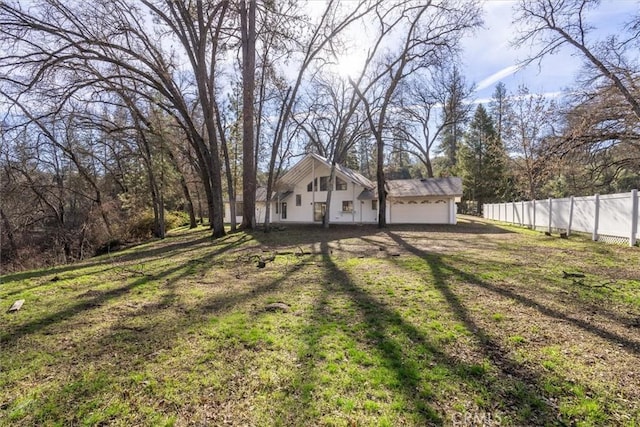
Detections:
462,0,640,103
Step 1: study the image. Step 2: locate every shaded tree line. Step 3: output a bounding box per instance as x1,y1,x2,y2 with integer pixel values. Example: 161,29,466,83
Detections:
1,0,638,270
0,0,482,270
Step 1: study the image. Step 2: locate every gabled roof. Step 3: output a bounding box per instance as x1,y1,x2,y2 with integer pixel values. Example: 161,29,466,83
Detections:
229,187,269,203
385,177,462,198
276,152,374,191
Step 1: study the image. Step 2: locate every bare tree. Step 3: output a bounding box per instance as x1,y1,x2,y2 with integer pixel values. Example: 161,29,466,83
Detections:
261,0,380,229
294,72,371,228
0,0,232,237
396,65,474,178
514,0,640,120
505,85,556,200
350,0,482,227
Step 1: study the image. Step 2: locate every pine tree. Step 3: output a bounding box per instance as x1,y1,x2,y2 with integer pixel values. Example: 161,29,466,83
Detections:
489,82,512,147
437,65,472,174
458,104,507,213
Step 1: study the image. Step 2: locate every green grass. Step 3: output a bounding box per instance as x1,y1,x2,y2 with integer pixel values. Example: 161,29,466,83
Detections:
1,217,639,426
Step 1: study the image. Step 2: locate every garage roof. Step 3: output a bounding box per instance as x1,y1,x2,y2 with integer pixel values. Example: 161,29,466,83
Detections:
385,177,462,198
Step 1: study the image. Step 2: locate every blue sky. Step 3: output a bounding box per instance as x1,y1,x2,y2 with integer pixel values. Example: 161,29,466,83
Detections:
463,0,640,102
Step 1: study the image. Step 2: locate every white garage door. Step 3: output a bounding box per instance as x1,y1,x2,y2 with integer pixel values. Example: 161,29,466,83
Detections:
390,198,450,224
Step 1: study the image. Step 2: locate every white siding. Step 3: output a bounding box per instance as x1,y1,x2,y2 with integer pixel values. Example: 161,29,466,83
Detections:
273,162,376,224
224,202,266,225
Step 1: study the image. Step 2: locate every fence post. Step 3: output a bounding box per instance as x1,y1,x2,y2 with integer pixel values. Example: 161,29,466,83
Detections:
512,202,516,225
521,200,525,227
631,189,638,247
548,198,553,234
593,194,600,241
568,196,574,236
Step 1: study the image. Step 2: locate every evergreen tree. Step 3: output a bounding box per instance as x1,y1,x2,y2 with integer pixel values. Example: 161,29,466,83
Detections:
489,82,512,147
437,65,472,174
458,104,507,214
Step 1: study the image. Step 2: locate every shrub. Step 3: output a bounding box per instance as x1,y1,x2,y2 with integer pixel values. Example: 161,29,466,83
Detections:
165,210,190,230
128,210,190,239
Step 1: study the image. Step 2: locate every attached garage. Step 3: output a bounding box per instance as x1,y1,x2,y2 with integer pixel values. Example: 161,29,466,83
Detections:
385,178,462,225
390,198,451,224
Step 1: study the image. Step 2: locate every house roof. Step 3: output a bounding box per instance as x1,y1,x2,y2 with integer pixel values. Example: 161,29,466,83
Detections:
276,152,374,191
229,173,461,203
385,177,462,198
230,187,269,203
357,189,376,200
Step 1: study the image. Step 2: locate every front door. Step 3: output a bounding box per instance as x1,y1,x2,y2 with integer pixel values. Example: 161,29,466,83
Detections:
313,202,326,222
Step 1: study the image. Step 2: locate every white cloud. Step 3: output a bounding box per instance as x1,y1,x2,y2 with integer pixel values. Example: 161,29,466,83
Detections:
475,64,523,91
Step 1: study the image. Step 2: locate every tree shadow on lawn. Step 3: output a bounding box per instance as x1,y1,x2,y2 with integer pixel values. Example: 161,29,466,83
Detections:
290,239,562,425
385,232,640,357
251,219,513,248
0,233,250,348
0,231,211,287
1,222,556,425
15,252,317,425
1,231,313,424
0,233,241,313
436,252,640,332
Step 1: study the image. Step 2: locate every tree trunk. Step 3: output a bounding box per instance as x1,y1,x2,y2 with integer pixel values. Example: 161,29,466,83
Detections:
240,0,257,229
216,103,237,232
376,139,387,228
263,87,292,232
425,156,434,178
323,163,338,229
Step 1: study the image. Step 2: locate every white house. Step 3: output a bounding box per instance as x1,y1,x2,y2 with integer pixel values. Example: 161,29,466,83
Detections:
225,153,462,225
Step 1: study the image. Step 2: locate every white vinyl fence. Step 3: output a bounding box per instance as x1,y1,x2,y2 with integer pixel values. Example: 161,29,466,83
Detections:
483,190,639,247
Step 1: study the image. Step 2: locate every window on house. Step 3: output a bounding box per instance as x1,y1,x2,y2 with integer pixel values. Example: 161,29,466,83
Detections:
296,194,301,206
275,201,279,214
281,202,287,219
372,200,377,210
319,176,329,191
235,202,244,216
342,200,354,212
336,177,347,191
307,178,317,192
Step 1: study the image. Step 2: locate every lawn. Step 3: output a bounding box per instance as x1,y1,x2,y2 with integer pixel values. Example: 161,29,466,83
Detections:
1,216,639,426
